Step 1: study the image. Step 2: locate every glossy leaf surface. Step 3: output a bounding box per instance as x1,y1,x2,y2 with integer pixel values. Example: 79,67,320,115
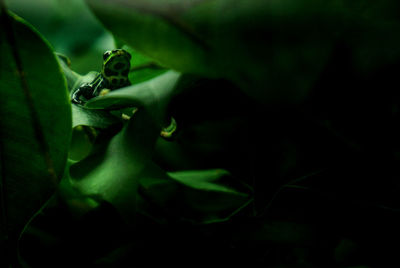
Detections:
68,109,161,223
0,12,71,238
86,70,182,127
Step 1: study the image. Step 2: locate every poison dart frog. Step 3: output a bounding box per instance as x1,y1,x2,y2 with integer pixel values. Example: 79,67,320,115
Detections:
71,49,131,105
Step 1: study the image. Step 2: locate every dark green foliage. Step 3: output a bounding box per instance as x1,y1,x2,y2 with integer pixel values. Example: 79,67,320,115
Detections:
0,8,71,265
2,0,400,267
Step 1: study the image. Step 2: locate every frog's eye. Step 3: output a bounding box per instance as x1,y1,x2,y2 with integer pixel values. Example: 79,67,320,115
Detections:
103,51,111,60
126,53,132,60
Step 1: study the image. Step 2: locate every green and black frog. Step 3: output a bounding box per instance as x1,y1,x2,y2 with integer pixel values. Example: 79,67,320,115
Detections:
68,48,178,139
71,49,132,105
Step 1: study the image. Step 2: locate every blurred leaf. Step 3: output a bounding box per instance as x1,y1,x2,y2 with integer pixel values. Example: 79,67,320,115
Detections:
139,169,252,224
84,0,337,103
86,0,400,103
8,0,114,73
169,169,252,223
122,45,168,85
130,67,168,86
334,238,358,263
56,53,98,94
0,10,71,241
55,53,81,92
232,220,315,245
86,70,183,127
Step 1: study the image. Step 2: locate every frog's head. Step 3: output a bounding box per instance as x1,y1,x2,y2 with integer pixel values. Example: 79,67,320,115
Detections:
101,49,132,89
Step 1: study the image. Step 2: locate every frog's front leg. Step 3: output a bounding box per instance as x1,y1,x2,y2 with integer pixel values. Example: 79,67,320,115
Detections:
71,83,95,105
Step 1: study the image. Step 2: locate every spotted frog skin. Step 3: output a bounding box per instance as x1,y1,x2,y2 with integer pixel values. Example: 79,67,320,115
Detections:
72,49,132,105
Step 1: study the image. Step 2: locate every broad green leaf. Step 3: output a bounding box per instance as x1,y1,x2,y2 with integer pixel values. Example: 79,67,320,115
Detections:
68,109,162,224
0,11,71,240
84,0,334,103
68,112,251,224
85,0,400,103
85,70,183,127
71,105,120,128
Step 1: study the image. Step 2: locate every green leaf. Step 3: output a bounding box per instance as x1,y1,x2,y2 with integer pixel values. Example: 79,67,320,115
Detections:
55,53,81,92
8,0,115,73
122,45,168,85
71,105,120,128
68,109,162,224
68,125,98,162
169,169,251,223
168,169,244,195
139,169,252,224
0,11,71,239
84,0,340,103
85,70,183,127
68,116,251,224
86,0,400,103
